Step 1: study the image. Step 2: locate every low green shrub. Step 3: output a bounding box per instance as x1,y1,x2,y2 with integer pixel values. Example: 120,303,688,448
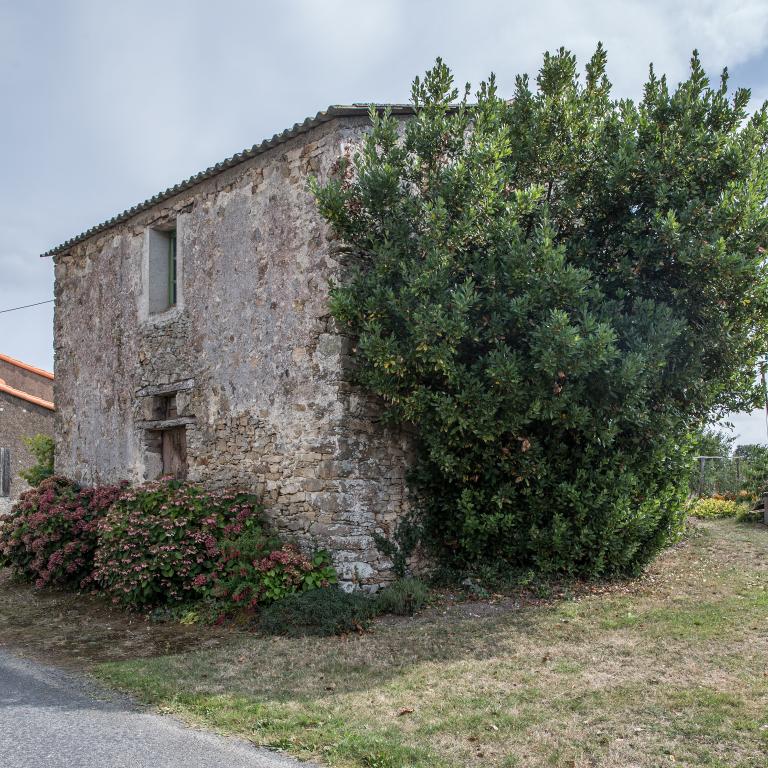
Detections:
258,587,376,637
0,476,123,589
93,480,263,608
687,497,741,519
149,599,223,626
736,506,765,524
375,578,429,616
203,526,281,611
19,434,55,487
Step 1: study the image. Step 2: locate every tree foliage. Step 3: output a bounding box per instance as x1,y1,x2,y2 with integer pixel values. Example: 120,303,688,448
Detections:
313,47,768,576
692,428,735,458
733,442,768,497
20,434,54,487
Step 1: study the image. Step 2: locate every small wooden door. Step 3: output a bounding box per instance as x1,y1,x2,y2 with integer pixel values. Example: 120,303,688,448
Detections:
161,427,187,479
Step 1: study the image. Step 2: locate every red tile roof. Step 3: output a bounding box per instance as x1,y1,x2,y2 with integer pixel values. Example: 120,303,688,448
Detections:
0,379,54,411
0,352,54,380
0,353,54,410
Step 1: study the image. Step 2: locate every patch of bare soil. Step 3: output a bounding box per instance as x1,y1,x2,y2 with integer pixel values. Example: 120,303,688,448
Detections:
0,570,234,669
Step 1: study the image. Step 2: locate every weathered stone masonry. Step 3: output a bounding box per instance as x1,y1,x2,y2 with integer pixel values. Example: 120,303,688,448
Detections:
51,110,413,587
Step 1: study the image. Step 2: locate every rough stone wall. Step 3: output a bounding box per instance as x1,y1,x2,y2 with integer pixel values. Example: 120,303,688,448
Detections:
0,391,54,511
53,116,412,587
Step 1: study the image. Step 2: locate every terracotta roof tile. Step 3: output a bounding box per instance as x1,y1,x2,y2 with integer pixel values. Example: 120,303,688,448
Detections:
0,352,54,380
0,378,54,411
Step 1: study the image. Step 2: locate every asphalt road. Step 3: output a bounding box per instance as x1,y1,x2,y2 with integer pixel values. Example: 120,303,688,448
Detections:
0,649,314,768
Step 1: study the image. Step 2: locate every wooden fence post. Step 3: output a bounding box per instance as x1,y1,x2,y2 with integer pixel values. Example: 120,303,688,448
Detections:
0,448,10,497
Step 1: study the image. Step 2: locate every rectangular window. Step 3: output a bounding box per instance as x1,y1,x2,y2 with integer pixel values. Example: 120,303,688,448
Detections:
152,393,177,420
148,225,178,314
168,229,177,308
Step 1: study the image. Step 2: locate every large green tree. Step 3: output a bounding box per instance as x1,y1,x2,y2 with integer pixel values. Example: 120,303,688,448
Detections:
313,47,768,576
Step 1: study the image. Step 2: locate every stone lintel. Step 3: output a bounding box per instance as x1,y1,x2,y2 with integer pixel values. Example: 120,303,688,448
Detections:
136,379,195,398
138,416,197,430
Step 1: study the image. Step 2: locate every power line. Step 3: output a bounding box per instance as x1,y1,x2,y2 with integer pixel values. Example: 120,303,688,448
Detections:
0,299,54,315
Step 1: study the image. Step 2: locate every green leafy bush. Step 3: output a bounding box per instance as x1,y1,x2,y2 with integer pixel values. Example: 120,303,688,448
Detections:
687,497,741,519
255,545,337,602
736,506,764,524
208,536,337,611
202,526,281,611
734,444,768,498
258,587,376,636
0,476,123,589
93,480,262,608
19,434,55,487
313,50,768,577
372,516,422,579
375,578,429,616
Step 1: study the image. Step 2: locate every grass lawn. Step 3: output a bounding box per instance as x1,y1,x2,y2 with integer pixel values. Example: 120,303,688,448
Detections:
2,518,767,767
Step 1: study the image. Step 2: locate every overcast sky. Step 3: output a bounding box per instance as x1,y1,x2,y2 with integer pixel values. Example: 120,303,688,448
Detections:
2,0,768,443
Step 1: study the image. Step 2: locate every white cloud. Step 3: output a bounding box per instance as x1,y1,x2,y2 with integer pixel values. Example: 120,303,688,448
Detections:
677,0,768,67
2,0,768,376
720,409,768,446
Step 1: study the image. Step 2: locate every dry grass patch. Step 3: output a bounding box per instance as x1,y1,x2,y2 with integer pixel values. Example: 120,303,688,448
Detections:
1,519,767,766
96,521,768,767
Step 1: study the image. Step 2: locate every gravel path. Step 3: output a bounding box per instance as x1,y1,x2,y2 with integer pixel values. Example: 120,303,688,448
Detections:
0,649,315,768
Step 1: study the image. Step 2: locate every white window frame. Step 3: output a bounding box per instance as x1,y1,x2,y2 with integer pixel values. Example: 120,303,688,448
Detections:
141,217,185,323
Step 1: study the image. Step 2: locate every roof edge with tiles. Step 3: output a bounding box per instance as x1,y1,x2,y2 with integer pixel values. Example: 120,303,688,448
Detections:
40,104,414,258
0,352,54,381
0,380,55,411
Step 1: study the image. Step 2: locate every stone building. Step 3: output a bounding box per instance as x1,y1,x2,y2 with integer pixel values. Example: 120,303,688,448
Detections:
0,353,54,511
44,105,414,587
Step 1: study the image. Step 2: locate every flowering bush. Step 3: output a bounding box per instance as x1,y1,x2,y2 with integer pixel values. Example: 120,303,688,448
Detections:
256,545,337,602
202,526,281,610
3,475,341,616
687,497,742,519
204,534,337,613
0,476,123,589
93,480,262,608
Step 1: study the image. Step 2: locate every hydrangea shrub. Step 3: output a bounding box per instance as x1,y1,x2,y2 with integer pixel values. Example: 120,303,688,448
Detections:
201,534,337,612
92,480,262,608
255,545,337,602
0,476,123,589
2,476,341,614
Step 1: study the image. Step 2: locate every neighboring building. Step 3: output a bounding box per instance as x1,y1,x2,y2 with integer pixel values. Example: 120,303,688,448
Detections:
0,353,54,511
44,106,414,587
